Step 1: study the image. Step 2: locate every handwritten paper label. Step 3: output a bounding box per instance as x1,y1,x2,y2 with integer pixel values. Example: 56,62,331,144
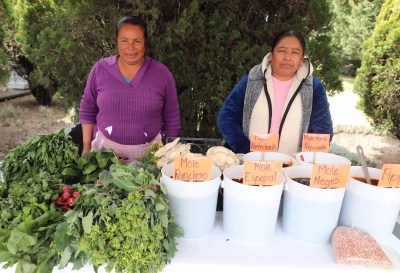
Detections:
173,157,213,182
310,164,350,189
243,160,282,186
250,133,279,152
378,164,400,188
302,133,330,152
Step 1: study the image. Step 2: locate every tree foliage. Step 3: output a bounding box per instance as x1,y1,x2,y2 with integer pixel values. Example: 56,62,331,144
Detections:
0,0,13,84
354,0,400,139
330,0,385,76
14,0,342,138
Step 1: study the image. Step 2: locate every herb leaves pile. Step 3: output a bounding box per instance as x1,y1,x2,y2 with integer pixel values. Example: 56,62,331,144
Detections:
56,163,183,273
2,129,79,183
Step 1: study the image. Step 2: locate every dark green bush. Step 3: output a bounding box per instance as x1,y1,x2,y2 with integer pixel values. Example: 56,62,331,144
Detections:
354,0,400,139
16,0,342,138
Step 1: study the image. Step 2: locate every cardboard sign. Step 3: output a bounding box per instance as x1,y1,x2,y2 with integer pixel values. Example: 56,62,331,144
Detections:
243,160,282,186
378,164,400,188
250,133,279,152
302,133,330,152
310,164,350,189
173,157,213,182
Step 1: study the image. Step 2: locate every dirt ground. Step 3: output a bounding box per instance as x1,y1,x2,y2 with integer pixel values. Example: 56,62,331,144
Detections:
0,95,73,161
0,94,400,165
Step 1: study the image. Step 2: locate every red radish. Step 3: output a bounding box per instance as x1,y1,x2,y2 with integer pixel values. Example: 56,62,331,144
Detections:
61,192,71,201
66,198,75,206
62,186,72,194
62,205,71,211
151,184,158,191
54,197,63,207
72,192,80,198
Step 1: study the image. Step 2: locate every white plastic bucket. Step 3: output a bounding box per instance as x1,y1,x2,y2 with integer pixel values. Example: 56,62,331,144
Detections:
244,152,297,167
338,166,400,243
222,165,284,243
295,152,351,166
243,152,296,218
161,163,222,239
282,166,346,244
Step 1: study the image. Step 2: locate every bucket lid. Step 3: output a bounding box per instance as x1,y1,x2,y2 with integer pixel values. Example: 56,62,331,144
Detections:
161,163,221,198
283,166,345,202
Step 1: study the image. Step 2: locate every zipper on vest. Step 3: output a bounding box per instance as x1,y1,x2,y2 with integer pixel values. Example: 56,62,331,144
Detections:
278,78,306,141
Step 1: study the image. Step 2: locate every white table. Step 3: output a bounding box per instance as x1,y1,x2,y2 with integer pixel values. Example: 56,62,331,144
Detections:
3,212,400,273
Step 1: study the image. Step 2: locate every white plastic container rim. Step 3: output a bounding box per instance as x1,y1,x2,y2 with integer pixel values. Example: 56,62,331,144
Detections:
283,166,345,203
347,166,400,203
160,163,221,198
223,165,284,202
243,151,297,166
295,152,351,166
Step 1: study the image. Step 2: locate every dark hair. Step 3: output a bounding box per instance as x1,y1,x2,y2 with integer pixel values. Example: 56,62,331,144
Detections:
271,30,305,55
116,16,148,47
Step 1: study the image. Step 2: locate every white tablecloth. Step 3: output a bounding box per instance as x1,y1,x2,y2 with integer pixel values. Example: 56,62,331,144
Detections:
3,212,400,273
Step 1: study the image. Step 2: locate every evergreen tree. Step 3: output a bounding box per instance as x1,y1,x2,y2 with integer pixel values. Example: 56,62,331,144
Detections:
330,0,385,76
354,0,400,139
0,0,12,84
17,0,342,137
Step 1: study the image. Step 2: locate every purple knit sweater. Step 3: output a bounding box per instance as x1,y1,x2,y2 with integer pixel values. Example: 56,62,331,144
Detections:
79,55,181,145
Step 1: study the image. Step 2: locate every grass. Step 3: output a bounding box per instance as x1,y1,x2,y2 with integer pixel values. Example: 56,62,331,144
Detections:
39,105,54,117
0,103,29,118
341,76,355,91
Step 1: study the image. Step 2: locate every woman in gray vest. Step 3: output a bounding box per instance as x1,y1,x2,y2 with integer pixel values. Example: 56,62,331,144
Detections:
217,30,333,156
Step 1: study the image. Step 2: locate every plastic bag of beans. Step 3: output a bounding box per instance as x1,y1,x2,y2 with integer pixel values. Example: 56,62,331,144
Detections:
331,226,394,267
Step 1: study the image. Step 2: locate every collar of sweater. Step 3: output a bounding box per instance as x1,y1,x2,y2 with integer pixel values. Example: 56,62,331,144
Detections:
261,53,313,81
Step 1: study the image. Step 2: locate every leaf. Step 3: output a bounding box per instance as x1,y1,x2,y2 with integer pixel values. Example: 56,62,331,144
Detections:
59,245,72,269
82,211,93,234
7,228,37,255
54,222,72,251
155,202,166,211
16,258,37,273
0,243,13,263
83,164,98,175
111,178,138,192
145,189,156,199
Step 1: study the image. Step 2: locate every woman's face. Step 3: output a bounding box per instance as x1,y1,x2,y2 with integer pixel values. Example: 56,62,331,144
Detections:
117,24,146,66
269,36,304,81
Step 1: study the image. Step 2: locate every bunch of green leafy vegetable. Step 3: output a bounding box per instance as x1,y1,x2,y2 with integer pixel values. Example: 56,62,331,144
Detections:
0,171,86,273
62,148,120,184
2,129,79,184
0,171,64,229
55,163,184,273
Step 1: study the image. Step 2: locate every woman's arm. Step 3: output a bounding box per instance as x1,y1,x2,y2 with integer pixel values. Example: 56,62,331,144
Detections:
81,123,94,154
308,77,334,140
162,71,181,138
217,75,250,153
79,62,100,153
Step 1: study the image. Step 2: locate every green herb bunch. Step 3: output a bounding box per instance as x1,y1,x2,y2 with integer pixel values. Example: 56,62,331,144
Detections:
0,171,64,229
62,148,120,184
137,141,163,165
2,129,79,184
55,163,183,273
0,172,85,273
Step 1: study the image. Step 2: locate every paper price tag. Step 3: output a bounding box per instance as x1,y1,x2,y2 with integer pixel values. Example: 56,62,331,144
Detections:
243,160,282,186
378,164,400,188
310,164,350,189
173,157,213,182
250,133,279,152
302,133,330,152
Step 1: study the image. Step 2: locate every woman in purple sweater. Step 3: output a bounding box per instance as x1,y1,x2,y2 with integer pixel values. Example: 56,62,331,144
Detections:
79,16,181,162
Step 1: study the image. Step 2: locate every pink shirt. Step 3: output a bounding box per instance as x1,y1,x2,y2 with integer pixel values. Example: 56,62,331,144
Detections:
269,76,294,133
